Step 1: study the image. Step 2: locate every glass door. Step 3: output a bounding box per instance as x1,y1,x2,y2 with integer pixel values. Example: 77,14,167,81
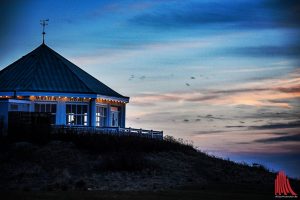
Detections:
110,106,119,127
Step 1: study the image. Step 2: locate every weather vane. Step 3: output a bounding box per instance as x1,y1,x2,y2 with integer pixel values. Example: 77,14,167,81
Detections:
40,19,49,44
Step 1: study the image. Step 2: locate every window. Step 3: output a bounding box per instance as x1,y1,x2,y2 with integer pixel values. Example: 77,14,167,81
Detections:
10,104,18,111
96,106,107,127
66,104,88,126
9,103,30,111
34,103,56,113
34,103,56,124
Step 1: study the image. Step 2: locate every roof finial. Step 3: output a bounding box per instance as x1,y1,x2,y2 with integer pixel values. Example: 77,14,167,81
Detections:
40,19,49,44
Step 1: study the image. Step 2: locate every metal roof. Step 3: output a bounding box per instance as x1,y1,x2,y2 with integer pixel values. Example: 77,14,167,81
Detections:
0,44,129,101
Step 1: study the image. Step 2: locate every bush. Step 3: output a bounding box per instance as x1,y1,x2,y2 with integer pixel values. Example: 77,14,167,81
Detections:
97,152,157,172
75,180,87,190
47,129,197,154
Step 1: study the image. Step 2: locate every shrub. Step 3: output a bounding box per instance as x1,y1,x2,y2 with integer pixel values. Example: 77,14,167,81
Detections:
97,152,157,172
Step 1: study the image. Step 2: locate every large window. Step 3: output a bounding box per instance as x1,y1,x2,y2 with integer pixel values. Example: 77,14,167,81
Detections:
66,104,88,126
34,103,56,124
96,105,107,127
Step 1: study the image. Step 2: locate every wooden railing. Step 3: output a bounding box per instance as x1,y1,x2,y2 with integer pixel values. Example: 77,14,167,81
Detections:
51,125,163,140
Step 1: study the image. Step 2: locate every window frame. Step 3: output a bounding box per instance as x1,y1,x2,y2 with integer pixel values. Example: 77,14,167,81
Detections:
66,103,89,126
34,102,57,124
96,104,107,127
34,102,57,113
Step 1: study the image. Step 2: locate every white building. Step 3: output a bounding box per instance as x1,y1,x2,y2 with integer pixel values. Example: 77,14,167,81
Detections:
0,43,129,135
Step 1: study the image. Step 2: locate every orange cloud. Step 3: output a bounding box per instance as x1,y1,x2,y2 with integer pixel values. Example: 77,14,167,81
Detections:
131,70,300,108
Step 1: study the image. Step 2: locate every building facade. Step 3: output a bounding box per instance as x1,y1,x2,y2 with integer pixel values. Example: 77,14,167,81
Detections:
0,44,129,135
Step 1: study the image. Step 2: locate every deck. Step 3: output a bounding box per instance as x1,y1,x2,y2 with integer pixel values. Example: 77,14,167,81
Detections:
52,125,163,140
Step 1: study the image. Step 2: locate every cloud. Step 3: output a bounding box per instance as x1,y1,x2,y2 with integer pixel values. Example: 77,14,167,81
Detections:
226,121,300,132
239,109,300,122
226,125,247,128
221,45,300,58
132,69,300,108
277,86,300,93
254,134,300,143
130,1,254,28
250,121,300,130
70,38,211,66
130,0,300,29
262,0,300,28
225,121,300,136
193,130,228,135
212,88,269,95
186,94,221,102
197,114,232,120
128,0,300,62
88,1,157,19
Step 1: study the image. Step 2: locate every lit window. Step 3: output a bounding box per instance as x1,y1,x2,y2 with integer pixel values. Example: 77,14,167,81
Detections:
66,104,88,126
96,106,107,127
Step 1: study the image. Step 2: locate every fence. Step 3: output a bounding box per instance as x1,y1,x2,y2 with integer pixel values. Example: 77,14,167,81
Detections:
52,125,163,140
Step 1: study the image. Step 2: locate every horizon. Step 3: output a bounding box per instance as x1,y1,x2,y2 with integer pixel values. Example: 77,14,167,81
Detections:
1,0,299,178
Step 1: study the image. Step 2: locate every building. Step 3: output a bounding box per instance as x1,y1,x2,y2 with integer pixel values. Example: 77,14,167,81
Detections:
0,43,129,135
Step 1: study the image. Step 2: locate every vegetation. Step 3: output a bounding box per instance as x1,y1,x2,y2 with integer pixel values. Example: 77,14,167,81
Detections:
5,127,196,154
0,129,299,199
0,185,275,200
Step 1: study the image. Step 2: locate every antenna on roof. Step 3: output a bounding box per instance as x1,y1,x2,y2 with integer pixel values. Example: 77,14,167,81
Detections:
40,19,49,44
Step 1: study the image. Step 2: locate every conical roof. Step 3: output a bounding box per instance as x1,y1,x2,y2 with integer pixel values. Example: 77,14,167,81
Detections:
0,44,128,100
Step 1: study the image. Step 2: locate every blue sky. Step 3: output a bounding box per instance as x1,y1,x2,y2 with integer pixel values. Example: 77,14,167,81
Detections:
1,0,300,178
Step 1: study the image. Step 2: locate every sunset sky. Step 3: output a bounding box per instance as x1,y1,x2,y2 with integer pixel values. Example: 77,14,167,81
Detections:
1,0,299,177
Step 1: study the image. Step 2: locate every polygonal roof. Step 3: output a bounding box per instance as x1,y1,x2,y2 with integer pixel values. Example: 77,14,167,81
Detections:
0,44,129,101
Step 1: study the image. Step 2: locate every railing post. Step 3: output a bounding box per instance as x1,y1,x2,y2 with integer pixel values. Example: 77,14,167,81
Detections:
150,130,153,138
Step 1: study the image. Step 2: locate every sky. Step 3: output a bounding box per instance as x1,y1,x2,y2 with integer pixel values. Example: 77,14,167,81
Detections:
1,0,300,178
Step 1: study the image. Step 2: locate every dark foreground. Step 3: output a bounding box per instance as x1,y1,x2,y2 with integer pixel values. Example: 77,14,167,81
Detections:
0,132,299,199
1,183,274,200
